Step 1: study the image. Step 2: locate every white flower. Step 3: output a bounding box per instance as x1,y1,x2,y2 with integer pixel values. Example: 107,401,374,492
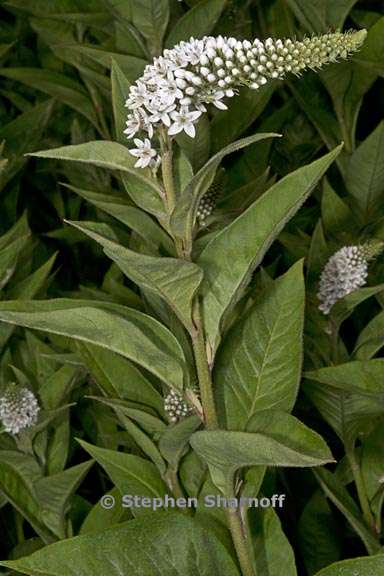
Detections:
0,384,40,435
164,390,192,423
129,138,158,168
125,30,367,168
317,242,383,314
168,107,202,137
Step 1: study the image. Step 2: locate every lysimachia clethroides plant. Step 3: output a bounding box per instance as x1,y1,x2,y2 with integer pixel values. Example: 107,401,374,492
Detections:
0,26,378,576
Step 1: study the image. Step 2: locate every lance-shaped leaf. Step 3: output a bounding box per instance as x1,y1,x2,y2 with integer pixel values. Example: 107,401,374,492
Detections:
171,133,280,246
198,145,342,352
190,411,333,495
314,555,384,576
313,468,381,555
0,68,100,130
306,360,384,395
166,0,228,47
215,261,305,430
62,184,174,253
284,0,359,33
298,492,341,575
78,440,167,516
0,513,241,576
304,380,384,447
0,451,54,543
353,310,384,360
78,344,163,412
0,299,186,391
250,507,298,576
28,141,165,218
66,220,203,331
34,461,94,539
345,121,384,223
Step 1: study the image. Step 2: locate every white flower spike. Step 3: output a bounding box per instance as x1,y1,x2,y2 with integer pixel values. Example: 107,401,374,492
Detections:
125,30,367,168
0,384,40,435
317,241,383,314
164,390,192,423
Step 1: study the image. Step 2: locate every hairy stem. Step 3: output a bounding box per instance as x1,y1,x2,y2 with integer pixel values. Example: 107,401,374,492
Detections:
226,507,256,576
160,130,177,213
191,301,218,430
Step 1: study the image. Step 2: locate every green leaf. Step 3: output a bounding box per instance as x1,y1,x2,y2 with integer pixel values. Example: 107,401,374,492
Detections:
320,63,376,154
29,141,165,217
78,343,163,412
63,184,173,253
304,380,384,447
78,440,167,515
361,423,384,518
176,114,211,171
306,360,384,395
211,85,275,152
0,68,100,130
29,140,152,178
330,284,384,328
190,411,334,495
111,59,131,144
39,365,78,410
0,99,54,190
80,486,130,535
0,512,241,576
66,220,203,331
60,44,146,82
314,555,384,576
313,468,381,555
321,179,356,241
298,492,341,575
0,299,186,391
171,133,279,249
159,415,201,470
8,252,58,299
354,16,384,76
0,451,54,543
215,261,305,430
166,0,227,47
284,0,359,33
198,145,342,352
130,0,169,56
353,311,384,360
0,236,30,290
250,507,298,576
345,122,384,223
288,77,341,170
34,461,93,539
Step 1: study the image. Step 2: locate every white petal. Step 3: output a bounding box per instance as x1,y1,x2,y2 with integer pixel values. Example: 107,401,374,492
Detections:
213,100,228,110
129,149,142,157
168,123,183,136
184,123,196,138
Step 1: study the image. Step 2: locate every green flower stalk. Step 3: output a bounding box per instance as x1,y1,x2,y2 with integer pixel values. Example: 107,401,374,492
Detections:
124,30,367,168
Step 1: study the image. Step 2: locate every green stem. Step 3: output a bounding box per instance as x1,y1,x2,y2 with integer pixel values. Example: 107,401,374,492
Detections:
346,443,376,532
15,511,25,543
191,301,218,430
225,507,256,576
330,317,339,365
160,130,177,213
161,141,255,573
